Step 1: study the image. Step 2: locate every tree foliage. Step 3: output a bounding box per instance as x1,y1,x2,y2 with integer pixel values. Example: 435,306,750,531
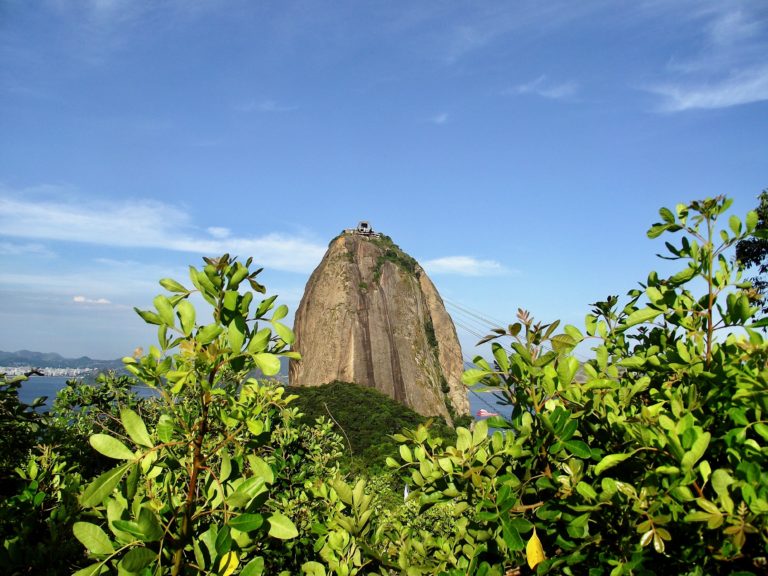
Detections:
736,189,768,313
375,196,768,575
3,196,768,575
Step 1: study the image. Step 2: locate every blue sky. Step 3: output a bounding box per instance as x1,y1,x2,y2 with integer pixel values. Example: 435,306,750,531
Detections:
1,0,766,360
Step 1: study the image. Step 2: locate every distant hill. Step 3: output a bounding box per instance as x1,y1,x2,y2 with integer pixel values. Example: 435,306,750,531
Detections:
0,350,123,370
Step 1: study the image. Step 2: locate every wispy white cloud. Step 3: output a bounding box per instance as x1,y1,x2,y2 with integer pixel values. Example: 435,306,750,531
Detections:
73,295,112,305
650,65,768,112
646,4,768,112
0,241,54,257
428,112,449,125
235,99,297,113
511,75,578,100
708,8,762,46
422,256,509,277
207,226,231,239
0,190,326,273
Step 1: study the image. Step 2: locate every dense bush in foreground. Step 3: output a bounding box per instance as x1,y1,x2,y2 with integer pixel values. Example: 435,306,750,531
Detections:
373,197,768,575
1,195,766,575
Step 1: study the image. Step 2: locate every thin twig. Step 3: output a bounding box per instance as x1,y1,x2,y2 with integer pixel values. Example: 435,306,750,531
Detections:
324,402,353,455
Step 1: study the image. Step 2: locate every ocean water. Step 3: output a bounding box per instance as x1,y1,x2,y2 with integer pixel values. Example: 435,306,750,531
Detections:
16,375,158,409
15,375,512,423
17,375,73,407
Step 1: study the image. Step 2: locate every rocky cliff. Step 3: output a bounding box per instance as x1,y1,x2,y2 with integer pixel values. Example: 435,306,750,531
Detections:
289,232,469,423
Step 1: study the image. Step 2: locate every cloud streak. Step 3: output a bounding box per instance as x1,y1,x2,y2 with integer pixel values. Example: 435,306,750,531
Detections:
234,99,297,113
650,66,768,111
422,256,509,277
428,112,449,125
646,4,768,112
0,192,326,273
511,75,578,100
73,295,112,305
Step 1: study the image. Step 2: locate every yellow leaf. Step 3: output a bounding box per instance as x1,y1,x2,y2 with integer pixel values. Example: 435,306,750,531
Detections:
526,527,546,569
219,551,239,576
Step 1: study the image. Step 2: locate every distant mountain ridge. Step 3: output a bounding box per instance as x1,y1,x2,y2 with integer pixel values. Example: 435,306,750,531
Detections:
0,350,123,370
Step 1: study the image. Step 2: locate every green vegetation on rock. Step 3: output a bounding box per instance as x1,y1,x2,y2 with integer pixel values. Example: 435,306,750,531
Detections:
290,381,456,475
370,234,419,282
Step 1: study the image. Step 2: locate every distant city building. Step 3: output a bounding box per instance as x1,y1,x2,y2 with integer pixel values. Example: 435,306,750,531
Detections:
0,366,97,377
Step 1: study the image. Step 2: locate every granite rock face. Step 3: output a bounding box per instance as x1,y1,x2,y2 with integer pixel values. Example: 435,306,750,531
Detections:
289,232,469,423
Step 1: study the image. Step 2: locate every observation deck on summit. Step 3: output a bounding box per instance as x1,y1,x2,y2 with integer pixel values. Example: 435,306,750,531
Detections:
344,220,381,238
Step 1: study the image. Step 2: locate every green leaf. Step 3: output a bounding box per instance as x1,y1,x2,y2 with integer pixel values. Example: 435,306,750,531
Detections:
668,266,696,286
229,513,264,533
134,308,162,326
622,307,662,329
563,439,591,459
492,343,509,372
550,333,576,352
594,453,631,475
712,468,733,496
73,522,114,555
462,369,490,385
223,290,239,311
137,507,163,542
681,432,710,470
197,323,224,344
120,408,153,448
249,455,275,484
73,563,105,576
728,215,741,236
253,353,281,376
485,415,511,429
272,304,289,321
248,328,272,354
159,278,188,293
746,210,758,233
177,299,195,336
272,321,295,344
242,557,266,576
301,561,326,576
267,513,298,540
456,427,472,451
153,295,175,326
226,477,267,508
659,207,675,223
90,434,136,460
80,464,130,507
228,317,246,352
501,518,524,551
119,547,156,572
157,414,174,443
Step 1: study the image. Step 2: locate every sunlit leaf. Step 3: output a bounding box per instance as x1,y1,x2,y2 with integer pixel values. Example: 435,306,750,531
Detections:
73,522,114,555
177,299,195,336
526,527,545,569
120,408,153,448
90,434,136,460
80,464,130,507
219,551,239,576
267,513,298,540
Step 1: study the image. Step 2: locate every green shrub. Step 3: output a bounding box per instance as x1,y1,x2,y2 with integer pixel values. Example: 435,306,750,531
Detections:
71,255,344,575
373,196,768,575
